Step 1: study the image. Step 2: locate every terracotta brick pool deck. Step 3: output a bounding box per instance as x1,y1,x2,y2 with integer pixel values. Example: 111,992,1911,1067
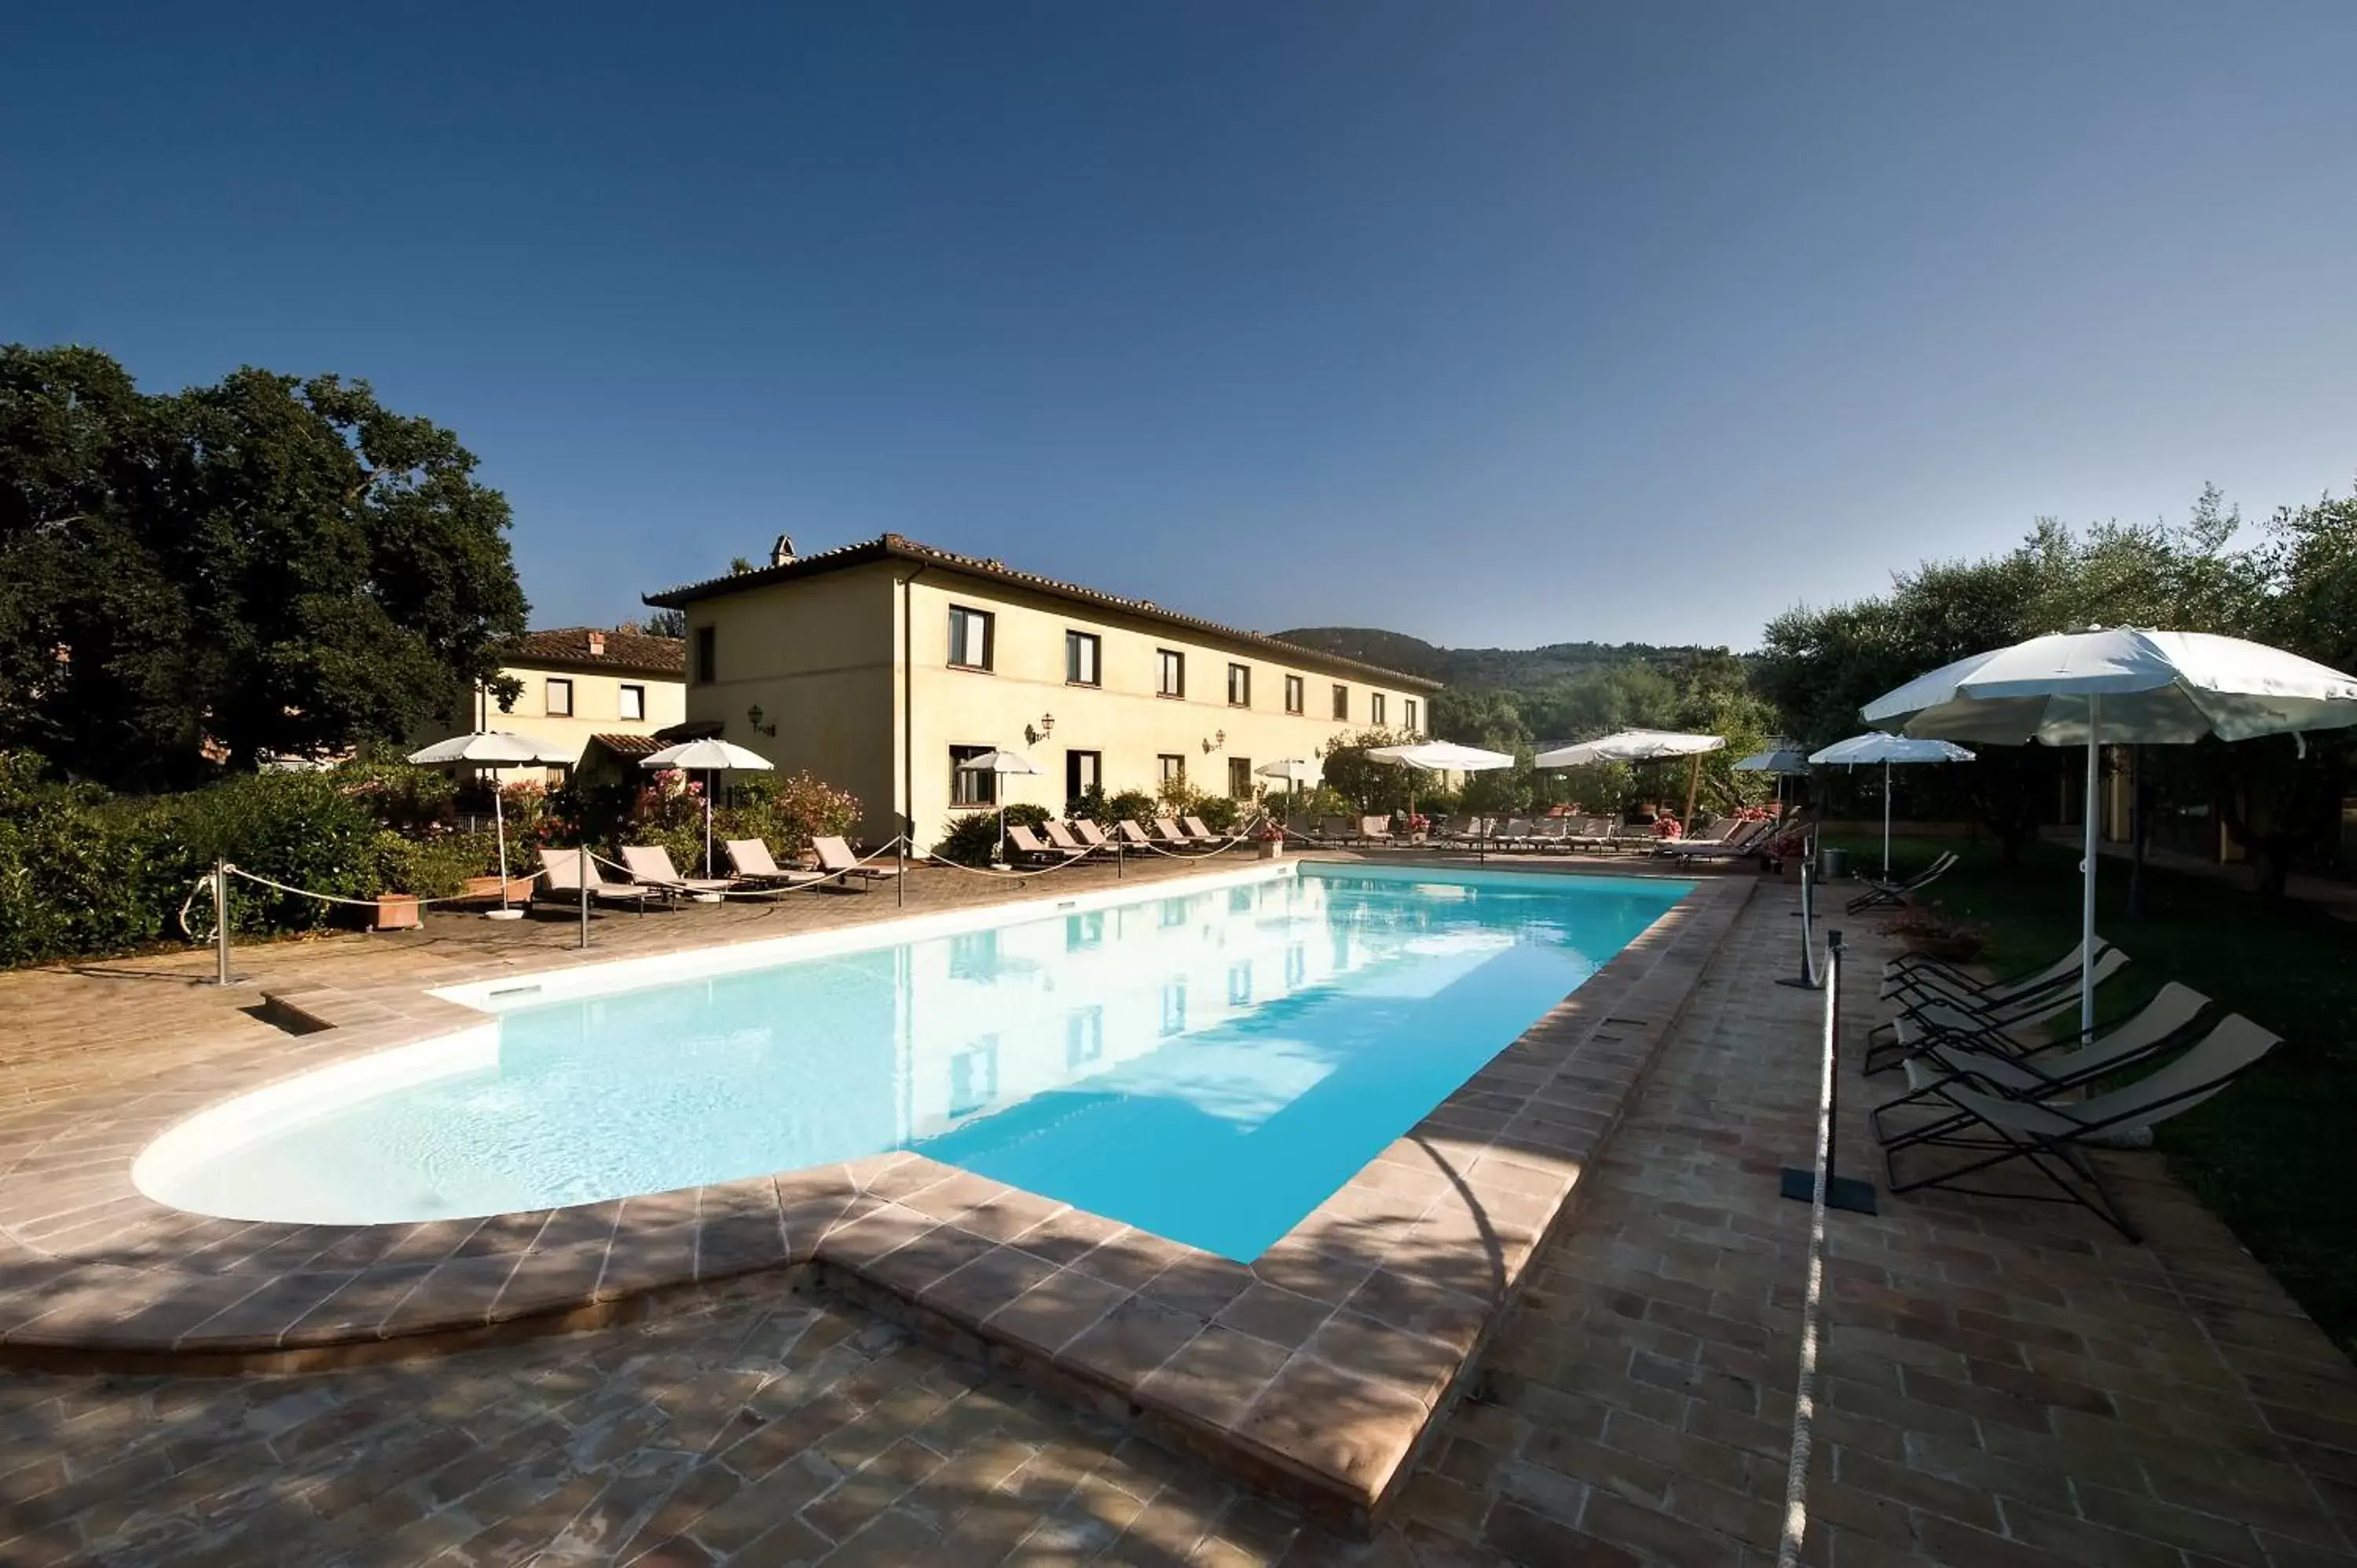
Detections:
2,852,2353,1566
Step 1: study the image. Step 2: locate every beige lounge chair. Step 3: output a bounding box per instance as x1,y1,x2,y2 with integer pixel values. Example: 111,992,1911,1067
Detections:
1072,820,1119,854
1114,819,1156,848
1180,815,1221,844
1042,819,1109,859
812,834,900,892
1007,823,1086,866
535,846,655,911
1150,818,1196,847
619,844,738,899
724,838,830,889
1359,815,1395,845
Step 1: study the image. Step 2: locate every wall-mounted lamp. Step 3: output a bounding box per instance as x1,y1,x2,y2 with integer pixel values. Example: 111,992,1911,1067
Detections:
746,704,778,738
1201,729,1226,754
1024,712,1057,747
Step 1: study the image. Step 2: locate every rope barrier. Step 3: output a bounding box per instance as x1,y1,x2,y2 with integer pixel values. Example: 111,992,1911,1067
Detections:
1776,931,1842,1568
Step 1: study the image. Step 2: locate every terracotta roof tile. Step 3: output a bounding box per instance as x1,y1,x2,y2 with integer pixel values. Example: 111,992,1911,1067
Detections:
511,628,684,676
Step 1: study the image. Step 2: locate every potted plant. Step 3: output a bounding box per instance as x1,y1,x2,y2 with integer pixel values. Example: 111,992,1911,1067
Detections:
1252,822,1286,859
1882,903,1986,963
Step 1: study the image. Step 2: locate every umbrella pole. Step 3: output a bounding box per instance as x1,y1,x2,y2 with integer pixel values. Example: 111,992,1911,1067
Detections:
705,772,715,880
493,778,510,915
1882,760,1893,878
1684,754,1700,826
2082,699,2101,1038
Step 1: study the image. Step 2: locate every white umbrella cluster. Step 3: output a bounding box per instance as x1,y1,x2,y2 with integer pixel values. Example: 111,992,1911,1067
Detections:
1807,732,1976,876
1864,627,2357,1031
1365,742,1515,828
1535,730,1724,823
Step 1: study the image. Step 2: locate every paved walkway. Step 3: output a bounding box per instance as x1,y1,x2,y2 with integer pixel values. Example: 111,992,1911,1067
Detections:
2,877,2352,1565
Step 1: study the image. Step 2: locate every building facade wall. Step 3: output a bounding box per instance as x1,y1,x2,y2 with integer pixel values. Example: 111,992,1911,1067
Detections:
412,665,686,782
896,571,1430,852
678,565,901,841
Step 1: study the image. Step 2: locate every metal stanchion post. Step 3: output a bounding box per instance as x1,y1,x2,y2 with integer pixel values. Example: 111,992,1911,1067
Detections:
212,859,236,986
896,832,905,907
1780,930,1876,1213
577,844,590,950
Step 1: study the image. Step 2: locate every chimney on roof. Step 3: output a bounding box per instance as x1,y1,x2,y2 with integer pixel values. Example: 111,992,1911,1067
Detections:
587,630,606,658
771,533,796,567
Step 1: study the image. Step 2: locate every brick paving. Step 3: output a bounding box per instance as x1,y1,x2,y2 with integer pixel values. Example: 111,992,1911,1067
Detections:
2,870,2354,1565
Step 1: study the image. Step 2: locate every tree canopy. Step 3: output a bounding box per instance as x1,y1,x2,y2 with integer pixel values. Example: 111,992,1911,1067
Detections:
0,345,529,789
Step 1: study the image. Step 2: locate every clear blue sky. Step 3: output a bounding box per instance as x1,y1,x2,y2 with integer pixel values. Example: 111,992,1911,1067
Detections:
9,4,2356,650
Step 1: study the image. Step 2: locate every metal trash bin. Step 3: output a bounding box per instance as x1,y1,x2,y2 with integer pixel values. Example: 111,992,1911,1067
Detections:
1819,847,1851,881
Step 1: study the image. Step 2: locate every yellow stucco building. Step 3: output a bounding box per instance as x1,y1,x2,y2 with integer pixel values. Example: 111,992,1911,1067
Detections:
644,536,1439,851
413,627,687,780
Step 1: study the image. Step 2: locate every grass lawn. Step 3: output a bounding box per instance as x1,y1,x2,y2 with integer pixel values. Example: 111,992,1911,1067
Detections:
1824,832,2357,1361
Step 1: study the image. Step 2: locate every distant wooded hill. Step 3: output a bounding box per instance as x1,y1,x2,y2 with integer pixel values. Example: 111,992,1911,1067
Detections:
1271,627,1717,691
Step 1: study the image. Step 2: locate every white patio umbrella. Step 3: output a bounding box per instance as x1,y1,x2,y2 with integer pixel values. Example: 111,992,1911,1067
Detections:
1365,741,1515,827
1806,732,1976,877
1255,758,1320,817
953,749,1043,865
1535,729,1725,824
1864,627,2357,1033
407,731,572,919
640,738,776,877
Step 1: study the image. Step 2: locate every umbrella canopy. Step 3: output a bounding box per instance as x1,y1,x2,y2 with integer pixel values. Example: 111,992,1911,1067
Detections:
1809,733,1977,767
953,749,1042,863
640,738,778,773
1255,757,1320,784
1363,741,1516,772
1732,748,1813,774
1809,733,1976,877
1536,730,1725,823
1864,627,2357,1031
641,738,776,877
1534,730,1725,767
408,731,571,916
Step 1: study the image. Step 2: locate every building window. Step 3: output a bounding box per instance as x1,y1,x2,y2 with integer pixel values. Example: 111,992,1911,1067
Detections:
1227,663,1251,707
1372,693,1387,726
951,744,997,807
619,683,646,722
1158,753,1186,784
948,605,995,670
1066,630,1101,687
694,625,716,684
1285,675,1304,714
1065,749,1101,807
1066,1007,1105,1068
1228,757,1252,798
1404,698,1418,734
1332,683,1349,720
545,678,573,717
1157,648,1185,698
950,1040,999,1118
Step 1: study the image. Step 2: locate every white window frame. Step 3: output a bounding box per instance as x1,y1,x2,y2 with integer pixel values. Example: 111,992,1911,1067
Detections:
619,683,646,722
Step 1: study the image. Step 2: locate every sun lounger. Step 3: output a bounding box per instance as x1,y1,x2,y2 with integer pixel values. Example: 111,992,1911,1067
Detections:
1871,982,2212,1149
1879,1010,2278,1240
1320,815,1359,844
618,844,739,900
1183,815,1229,844
1072,820,1118,854
1042,820,1110,859
1007,823,1087,866
1849,852,1960,913
1359,815,1395,845
1877,936,2113,1020
724,838,830,889
535,846,656,911
1114,819,1156,848
1150,818,1197,848
1866,945,2132,1074
1669,818,1775,863
812,834,900,891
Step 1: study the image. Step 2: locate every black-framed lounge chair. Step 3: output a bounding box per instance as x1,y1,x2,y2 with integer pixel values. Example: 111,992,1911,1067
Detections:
1849,851,1961,913
619,844,738,901
1114,819,1156,849
1879,1010,2279,1241
1865,944,2132,1074
1563,815,1615,853
1181,815,1222,844
1880,936,2106,1012
1320,815,1360,845
1870,981,2212,1149
1007,823,1087,866
1042,819,1111,859
724,838,830,889
1072,820,1119,855
812,834,900,891
1670,818,1775,863
535,847,656,912
1149,818,1197,848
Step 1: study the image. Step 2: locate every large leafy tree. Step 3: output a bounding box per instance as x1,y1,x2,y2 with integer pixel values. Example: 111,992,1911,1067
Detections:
0,346,528,789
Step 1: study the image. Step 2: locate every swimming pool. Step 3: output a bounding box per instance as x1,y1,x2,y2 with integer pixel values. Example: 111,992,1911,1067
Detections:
137,863,1689,1260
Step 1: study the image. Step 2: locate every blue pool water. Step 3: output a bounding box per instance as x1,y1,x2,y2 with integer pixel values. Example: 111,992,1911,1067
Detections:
143,865,1688,1259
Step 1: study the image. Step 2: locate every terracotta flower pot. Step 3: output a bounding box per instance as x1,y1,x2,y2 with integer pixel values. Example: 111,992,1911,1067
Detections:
372,893,422,932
